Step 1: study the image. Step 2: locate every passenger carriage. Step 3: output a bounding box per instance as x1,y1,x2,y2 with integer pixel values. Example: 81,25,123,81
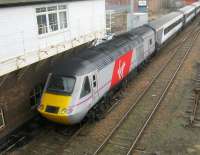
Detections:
179,5,196,24
192,2,200,15
148,12,184,47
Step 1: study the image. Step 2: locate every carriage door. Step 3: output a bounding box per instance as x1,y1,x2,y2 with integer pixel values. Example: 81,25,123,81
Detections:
91,72,99,103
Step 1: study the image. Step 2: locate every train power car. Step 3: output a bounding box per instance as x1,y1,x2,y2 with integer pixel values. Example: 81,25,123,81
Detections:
37,26,155,124
38,2,200,125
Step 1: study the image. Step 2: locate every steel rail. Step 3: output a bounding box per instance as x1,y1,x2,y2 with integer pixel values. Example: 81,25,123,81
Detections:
93,26,200,155
190,89,200,124
126,28,200,155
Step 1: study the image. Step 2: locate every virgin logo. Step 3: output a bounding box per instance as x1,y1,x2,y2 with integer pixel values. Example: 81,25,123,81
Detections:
117,60,126,79
110,51,133,88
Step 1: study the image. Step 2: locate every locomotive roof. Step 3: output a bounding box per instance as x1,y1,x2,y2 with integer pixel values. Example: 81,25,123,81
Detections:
148,11,183,30
53,26,152,76
129,26,154,37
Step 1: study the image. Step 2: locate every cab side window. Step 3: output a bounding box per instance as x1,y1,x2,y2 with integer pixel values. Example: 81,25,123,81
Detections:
149,39,152,46
80,76,91,98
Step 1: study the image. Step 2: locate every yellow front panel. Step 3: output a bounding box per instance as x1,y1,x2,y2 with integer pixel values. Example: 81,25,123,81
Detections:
38,92,72,124
42,93,71,108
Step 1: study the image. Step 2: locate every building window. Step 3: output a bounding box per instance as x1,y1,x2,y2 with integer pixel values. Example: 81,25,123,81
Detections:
48,13,58,32
36,5,68,35
37,15,48,34
59,12,68,29
0,108,5,130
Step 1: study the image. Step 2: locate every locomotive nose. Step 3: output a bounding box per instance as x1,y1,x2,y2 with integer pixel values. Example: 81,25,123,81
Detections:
37,93,72,124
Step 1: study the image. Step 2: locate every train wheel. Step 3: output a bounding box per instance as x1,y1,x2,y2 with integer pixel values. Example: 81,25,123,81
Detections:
104,94,112,106
95,105,105,121
86,110,96,123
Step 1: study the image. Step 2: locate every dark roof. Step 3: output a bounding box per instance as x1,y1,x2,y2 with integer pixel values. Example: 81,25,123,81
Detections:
129,26,154,37
0,0,84,7
53,25,152,76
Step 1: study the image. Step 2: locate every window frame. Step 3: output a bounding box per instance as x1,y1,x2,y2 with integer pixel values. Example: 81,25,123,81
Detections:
48,12,59,32
186,10,195,18
80,76,91,98
35,4,69,36
0,107,5,130
59,11,68,30
149,38,152,46
92,75,97,88
37,14,48,35
46,75,76,95
164,18,183,35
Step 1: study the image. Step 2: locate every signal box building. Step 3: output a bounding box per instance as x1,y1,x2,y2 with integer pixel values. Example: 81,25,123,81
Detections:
0,0,105,77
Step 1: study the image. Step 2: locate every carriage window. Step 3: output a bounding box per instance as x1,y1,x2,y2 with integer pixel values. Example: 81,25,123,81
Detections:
187,11,195,18
0,108,5,129
164,18,183,35
80,76,91,98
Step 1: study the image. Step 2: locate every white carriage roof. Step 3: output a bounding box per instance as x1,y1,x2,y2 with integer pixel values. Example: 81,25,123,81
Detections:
192,2,200,7
148,11,183,30
179,5,195,13
0,0,87,7
52,26,152,76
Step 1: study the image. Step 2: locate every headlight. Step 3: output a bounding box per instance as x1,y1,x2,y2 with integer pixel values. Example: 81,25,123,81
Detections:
60,108,67,114
60,108,73,114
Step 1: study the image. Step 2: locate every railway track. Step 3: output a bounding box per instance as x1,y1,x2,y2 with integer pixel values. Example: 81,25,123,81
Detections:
186,63,200,127
0,92,123,154
2,17,200,155
93,26,200,155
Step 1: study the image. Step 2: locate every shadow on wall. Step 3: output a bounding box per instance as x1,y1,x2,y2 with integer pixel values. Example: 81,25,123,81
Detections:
0,42,90,139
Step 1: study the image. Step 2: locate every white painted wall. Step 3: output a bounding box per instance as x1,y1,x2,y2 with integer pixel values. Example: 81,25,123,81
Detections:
0,0,106,76
127,13,148,31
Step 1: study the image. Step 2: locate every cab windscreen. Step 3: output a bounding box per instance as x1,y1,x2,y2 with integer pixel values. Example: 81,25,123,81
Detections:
46,75,75,95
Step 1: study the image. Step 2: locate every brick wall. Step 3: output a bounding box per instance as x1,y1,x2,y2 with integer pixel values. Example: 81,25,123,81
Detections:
184,0,197,4
148,0,169,14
